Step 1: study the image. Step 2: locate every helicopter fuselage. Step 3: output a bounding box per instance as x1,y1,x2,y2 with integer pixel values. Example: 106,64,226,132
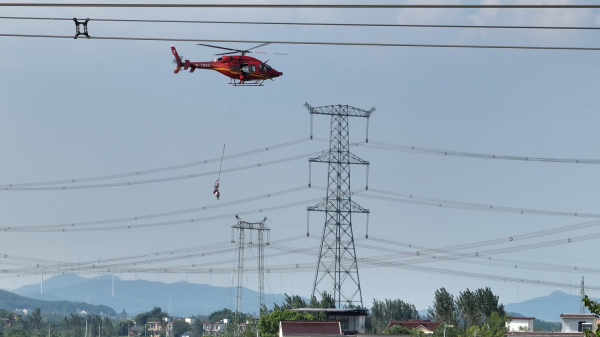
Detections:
172,46,282,84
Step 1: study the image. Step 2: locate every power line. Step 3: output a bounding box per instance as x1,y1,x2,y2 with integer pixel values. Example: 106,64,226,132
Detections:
1,34,600,52
0,137,309,188
2,151,324,190
1,186,308,231
2,198,321,232
365,141,600,163
1,4,600,8
3,16,600,31
356,188,600,219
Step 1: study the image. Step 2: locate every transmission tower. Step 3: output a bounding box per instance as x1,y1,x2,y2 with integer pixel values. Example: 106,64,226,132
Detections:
306,102,374,308
231,215,270,316
581,276,585,314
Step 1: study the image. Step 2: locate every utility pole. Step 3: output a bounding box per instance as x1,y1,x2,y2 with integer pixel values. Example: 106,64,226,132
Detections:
581,276,586,314
231,215,269,317
306,103,373,308
48,322,50,337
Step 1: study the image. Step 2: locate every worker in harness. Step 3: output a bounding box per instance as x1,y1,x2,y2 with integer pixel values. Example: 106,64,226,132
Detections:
213,179,221,200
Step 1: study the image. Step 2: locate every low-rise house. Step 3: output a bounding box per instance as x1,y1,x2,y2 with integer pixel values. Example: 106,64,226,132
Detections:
147,321,162,337
385,319,442,334
279,321,342,337
203,319,229,335
289,308,368,334
506,313,599,337
561,314,598,333
508,317,535,332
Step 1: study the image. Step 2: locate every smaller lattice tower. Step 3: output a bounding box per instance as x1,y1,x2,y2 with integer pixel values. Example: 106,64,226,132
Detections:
580,276,585,314
232,215,270,317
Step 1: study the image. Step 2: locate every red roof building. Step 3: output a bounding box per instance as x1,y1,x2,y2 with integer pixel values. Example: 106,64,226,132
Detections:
385,319,442,334
279,321,342,337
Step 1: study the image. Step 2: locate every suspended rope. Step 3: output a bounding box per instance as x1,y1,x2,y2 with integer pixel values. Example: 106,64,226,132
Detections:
215,90,236,199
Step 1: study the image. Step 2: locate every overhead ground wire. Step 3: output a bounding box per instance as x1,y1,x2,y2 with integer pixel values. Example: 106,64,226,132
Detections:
3,16,600,31
2,4,600,8
1,34,599,52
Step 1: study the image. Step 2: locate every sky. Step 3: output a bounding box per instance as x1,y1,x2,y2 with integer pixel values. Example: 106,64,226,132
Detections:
1,0,600,316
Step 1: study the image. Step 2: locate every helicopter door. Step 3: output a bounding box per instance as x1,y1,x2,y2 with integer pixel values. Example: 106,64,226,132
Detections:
231,64,240,72
249,65,256,73
240,64,249,74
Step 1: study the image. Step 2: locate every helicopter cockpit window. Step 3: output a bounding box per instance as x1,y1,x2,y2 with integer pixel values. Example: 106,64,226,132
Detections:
264,64,272,70
259,64,266,72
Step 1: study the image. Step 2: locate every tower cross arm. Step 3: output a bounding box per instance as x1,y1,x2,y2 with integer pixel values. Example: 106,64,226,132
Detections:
307,199,369,213
309,152,369,165
233,215,269,230
304,102,375,118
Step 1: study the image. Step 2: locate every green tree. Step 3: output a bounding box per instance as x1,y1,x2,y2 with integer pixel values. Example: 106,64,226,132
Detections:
475,288,505,320
208,309,237,323
135,307,168,329
114,320,135,336
6,330,28,337
190,318,204,337
582,295,600,337
384,325,411,335
28,309,44,331
272,295,308,311
319,292,336,309
258,311,314,337
172,321,191,337
456,289,480,328
464,312,510,337
369,299,419,333
427,288,458,327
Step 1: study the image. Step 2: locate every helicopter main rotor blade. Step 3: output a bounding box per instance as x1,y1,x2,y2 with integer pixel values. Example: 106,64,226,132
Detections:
252,51,288,55
247,42,271,51
197,43,241,52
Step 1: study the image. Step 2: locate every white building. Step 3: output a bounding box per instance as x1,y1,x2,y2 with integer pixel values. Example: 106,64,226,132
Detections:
184,317,196,325
507,317,535,332
560,314,598,333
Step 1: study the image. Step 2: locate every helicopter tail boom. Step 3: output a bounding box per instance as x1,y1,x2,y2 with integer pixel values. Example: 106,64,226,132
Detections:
171,45,182,74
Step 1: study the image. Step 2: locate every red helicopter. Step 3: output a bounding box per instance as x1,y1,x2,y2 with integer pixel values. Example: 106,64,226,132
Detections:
171,43,284,86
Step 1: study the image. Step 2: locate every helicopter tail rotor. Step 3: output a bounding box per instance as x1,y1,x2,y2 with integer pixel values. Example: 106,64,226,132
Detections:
171,45,183,73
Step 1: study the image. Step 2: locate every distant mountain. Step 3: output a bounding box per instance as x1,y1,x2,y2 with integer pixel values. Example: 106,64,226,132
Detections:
0,289,115,316
14,274,290,317
505,291,592,321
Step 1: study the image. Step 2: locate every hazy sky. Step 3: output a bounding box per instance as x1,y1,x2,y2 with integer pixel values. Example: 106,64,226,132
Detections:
1,0,600,315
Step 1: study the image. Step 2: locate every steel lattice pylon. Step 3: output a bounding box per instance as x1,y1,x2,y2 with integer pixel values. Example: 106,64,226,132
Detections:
231,215,270,316
306,102,374,308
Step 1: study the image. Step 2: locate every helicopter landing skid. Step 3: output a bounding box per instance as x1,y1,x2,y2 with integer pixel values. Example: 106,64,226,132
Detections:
229,79,265,86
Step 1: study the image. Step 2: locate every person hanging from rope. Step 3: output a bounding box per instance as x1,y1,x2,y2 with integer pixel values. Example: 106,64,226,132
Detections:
213,179,221,200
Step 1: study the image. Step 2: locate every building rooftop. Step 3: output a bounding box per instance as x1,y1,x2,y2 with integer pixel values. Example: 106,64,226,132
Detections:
512,317,536,320
506,332,583,336
386,319,442,332
560,314,599,318
288,309,368,316
280,321,342,336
